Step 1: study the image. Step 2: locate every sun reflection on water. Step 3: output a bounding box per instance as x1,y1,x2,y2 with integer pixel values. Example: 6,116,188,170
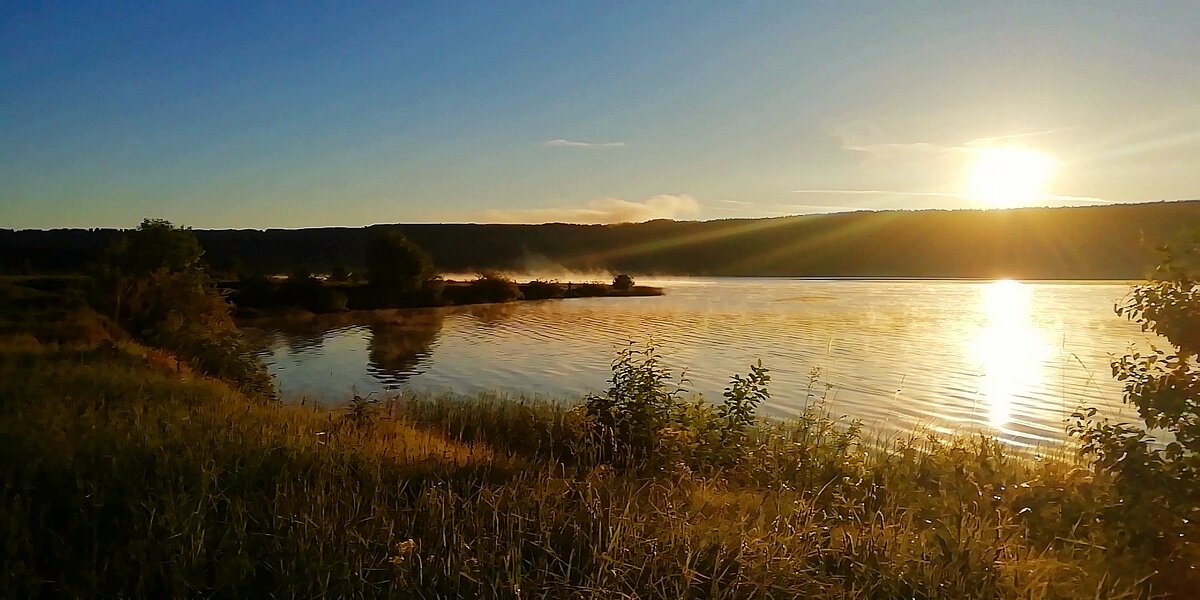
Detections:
969,280,1052,429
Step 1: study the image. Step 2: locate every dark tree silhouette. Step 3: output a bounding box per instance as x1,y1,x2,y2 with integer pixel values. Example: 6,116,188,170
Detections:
366,230,433,303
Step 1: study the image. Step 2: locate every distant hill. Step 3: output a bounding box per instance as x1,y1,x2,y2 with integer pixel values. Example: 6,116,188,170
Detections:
3,201,1198,279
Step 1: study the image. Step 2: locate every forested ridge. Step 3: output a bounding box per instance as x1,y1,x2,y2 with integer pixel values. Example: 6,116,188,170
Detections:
4,200,1198,278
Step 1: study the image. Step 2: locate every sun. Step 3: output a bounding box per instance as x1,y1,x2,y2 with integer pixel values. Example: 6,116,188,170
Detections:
965,146,1058,208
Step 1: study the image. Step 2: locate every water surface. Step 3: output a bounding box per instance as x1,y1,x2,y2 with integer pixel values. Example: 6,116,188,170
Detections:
243,278,1150,447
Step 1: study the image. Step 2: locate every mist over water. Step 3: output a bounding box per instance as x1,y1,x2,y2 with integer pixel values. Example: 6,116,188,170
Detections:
243,278,1148,447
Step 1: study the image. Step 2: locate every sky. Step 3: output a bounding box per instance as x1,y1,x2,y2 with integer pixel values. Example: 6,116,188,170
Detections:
2,1,1198,229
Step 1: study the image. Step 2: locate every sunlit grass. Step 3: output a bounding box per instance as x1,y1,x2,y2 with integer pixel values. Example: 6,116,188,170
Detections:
0,337,1158,598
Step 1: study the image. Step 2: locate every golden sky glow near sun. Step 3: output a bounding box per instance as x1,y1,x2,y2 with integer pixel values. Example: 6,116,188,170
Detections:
965,147,1060,208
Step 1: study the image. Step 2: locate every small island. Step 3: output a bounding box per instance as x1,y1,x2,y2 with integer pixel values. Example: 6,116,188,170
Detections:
224,229,663,320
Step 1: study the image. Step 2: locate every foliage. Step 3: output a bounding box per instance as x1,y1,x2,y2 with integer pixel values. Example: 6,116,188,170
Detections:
92,219,274,397
612,273,635,290
582,344,772,470
1069,236,1200,593
366,230,434,298
0,278,115,345
417,275,446,306
467,272,523,303
522,279,565,300
0,341,1154,599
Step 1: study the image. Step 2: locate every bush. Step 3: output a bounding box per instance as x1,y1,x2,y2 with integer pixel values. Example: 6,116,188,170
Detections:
417,276,446,306
1069,236,1200,592
93,219,274,397
582,343,770,470
522,280,564,300
612,273,635,290
467,272,522,303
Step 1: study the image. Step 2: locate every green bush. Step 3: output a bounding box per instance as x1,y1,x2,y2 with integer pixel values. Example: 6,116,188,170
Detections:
92,219,274,397
1069,236,1199,593
582,343,771,470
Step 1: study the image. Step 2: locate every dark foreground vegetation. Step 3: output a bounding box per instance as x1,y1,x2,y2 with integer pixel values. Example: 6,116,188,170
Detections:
4,200,1199,279
1,223,1197,597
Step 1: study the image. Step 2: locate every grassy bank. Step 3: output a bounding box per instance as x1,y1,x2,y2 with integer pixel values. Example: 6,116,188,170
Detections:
1,330,1168,598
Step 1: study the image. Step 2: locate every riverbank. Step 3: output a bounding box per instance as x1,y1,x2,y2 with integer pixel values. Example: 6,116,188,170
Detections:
5,273,1189,597
0,321,1167,597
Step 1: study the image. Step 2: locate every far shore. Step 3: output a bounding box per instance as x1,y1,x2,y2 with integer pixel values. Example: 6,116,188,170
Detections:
232,278,665,323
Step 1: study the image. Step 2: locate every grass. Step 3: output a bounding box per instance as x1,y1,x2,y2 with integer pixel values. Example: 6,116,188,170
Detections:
0,276,1172,598
0,339,1166,598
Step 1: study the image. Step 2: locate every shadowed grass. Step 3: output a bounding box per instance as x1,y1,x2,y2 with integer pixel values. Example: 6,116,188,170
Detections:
0,337,1160,598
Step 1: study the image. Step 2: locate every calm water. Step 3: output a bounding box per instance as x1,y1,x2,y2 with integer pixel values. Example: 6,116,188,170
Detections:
242,278,1151,447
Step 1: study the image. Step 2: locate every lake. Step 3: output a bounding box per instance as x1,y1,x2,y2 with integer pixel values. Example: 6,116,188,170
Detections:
242,278,1151,447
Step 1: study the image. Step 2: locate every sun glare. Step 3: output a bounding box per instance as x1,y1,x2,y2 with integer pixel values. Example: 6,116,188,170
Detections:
965,146,1058,208
968,280,1051,430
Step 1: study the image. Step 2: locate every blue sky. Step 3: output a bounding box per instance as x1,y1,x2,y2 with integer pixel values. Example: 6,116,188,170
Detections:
2,1,1198,229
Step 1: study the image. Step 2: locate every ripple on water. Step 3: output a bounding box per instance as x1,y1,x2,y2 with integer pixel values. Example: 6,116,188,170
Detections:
243,279,1148,446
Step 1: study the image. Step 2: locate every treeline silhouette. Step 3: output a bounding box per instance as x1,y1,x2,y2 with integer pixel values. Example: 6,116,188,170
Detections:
3,201,1198,278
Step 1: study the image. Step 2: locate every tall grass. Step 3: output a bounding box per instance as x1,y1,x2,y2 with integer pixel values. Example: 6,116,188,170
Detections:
0,337,1161,598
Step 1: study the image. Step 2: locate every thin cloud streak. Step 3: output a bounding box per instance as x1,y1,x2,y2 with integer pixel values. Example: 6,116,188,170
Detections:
839,128,1068,160
543,138,626,149
790,189,1111,205
481,194,699,224
964,128,1066,147
790,189,962,197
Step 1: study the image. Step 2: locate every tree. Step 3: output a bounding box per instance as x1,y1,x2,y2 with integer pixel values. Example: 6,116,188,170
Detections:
1070,235,1199,589
366,230,434,301
94,219,274,397
612,273,635,291
95,218,207,330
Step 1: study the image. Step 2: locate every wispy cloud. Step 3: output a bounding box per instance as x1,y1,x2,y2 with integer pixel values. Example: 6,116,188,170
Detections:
789,188,1110,206
790,189,962,198
837,126,1068,160
964,128,1065,147
543,138,626,149
481,194,700,224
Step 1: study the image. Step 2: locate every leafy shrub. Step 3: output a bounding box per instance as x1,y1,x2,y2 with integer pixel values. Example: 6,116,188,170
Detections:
612,273,635,290
417,276,446,306
582,343,770,470
567,282,607,298
522,279,564,300
93,219,274,397
467,272,522,303
1069,237,1199,591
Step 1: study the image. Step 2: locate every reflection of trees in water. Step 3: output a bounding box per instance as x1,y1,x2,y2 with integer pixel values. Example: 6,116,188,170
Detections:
467,303,518,328
242,325,325,355
238,327,277,355
283,328,326,355
367,311,445,388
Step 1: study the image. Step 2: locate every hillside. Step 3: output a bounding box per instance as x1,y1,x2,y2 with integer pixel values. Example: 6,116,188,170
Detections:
3,200,1198,278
